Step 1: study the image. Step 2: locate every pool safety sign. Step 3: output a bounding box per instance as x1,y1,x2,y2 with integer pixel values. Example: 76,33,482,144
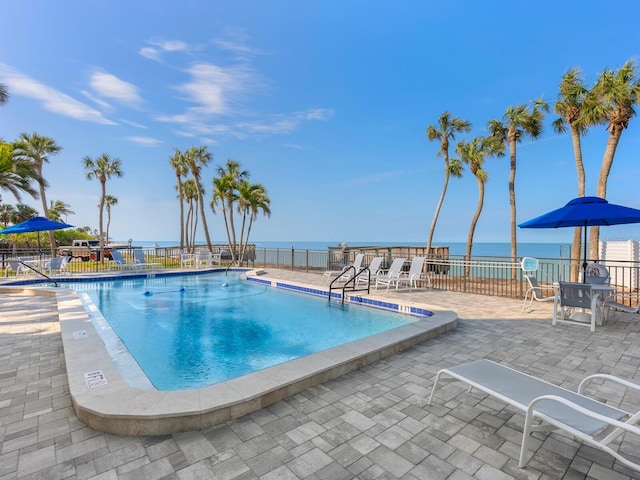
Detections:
85,370,107,388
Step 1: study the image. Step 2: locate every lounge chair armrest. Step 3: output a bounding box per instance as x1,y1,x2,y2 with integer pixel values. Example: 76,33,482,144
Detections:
578,373,640,396
527,394,639,435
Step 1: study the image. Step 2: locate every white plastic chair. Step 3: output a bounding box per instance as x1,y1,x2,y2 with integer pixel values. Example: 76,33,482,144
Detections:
133,249,161,269
392,256,428,291
374,258,406,291
355,256,384,286
521,275,555,312
323,253,364,283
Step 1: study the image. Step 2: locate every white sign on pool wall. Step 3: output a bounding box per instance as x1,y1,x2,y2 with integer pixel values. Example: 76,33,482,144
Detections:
599,240,640,289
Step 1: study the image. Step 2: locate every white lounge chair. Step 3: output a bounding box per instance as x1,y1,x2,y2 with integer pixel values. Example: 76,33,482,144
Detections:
355,256,384,286
428,359,640,472
5,259,29,277
374,258,406,291
553,281,601,332
180,250,196,268
521,274,555,312
133,249,161,270
323,253,364,283
393,256,427,291
47,256,70,276
603,293,640,321
109,250,138,271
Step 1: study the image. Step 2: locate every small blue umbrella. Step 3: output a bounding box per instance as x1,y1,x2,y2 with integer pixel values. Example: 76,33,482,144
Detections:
0,216,74,251
519,196,640,280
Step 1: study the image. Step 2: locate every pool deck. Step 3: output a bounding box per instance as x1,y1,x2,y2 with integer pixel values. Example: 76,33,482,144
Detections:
1,268,640,478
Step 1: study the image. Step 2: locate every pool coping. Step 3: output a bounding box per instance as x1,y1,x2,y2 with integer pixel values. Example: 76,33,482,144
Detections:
4,270,458,436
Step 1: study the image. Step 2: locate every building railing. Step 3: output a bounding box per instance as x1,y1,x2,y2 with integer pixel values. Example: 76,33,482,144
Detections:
2,245,638,305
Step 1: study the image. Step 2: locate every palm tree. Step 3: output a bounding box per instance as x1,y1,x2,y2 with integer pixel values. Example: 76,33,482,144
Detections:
14,204,38,223
14,132,62,255
237,181,271,266
0,141,39,201
457,137,503,276
488,98,548,279
0,84,8,105
182,179,199,251
552,68,590,280
48,200,74,222
211,159,249,264
0,204,16,226
585,59,640,260
185,146,213,251
169,148,189,249
83,154,123,262
425,112,471,253
103,195,118,244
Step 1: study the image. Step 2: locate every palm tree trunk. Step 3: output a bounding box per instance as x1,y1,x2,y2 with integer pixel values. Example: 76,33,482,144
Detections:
99,181,106,263
177,176,184,250
570,126,585,281
427,167,449,254
197,193,212,251
508,139,517,280
590,130,622,261
227,198,237,263
36,165,56,256
465,180,485,277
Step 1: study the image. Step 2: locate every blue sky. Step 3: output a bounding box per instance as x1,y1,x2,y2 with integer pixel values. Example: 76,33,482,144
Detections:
1,1,640,246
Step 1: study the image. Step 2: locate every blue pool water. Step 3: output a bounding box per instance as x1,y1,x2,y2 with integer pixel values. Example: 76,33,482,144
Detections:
70,273,418,390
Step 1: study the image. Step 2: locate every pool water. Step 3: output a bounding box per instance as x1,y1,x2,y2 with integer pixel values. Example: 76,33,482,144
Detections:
70,273,417,390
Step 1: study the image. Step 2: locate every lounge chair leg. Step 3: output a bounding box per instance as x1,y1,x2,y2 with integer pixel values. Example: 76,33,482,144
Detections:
427,372,443,405
519,408,536,467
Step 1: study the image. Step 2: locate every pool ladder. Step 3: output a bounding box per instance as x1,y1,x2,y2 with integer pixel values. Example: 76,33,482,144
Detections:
328,266,371,304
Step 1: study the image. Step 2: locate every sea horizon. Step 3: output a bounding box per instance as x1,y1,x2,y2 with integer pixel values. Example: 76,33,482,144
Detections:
129,240,576,260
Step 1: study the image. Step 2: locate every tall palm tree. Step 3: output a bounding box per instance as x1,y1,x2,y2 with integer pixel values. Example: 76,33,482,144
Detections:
237,181,271,266
103,195,118,244
425,112,471,253
457,137,503,276
83,154,123,262
0,84,8,105
182,179,199,252
0,141,39,201
552,68,590,280
488,98,548,279
169,148,189,249
212,159,249,264
585,59,640,260
185,146,213,251
14,132,62,255
47,200,74,222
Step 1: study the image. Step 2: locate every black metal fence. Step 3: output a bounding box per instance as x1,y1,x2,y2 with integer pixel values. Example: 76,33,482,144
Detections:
3,245,639,304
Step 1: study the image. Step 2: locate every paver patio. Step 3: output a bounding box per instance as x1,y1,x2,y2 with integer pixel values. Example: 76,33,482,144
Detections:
0,268,639,479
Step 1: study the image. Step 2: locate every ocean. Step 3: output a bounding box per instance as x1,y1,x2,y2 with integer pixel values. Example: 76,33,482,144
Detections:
132,240,573,260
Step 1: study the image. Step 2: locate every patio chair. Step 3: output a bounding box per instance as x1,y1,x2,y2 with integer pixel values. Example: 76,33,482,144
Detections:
355,256,384,286
553,281,601,332
521,274,555,313
109,250,138,271
374,258,406,291
133,249,161,270
195,249,217,268
392,256,428,291
603,293,640,321
47,255,70,276
180,250,196,268
322,253,364,283
5,259,29,277
427,359,640,472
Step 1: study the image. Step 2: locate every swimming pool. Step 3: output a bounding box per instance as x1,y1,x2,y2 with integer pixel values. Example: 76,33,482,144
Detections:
71,272,420,390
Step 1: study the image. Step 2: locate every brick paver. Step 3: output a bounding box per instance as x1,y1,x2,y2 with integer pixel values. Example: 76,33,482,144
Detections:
1,270,639,479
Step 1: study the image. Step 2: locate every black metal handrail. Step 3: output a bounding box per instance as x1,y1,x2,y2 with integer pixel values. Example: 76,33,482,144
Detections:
329,266,371,304
16,260,57,287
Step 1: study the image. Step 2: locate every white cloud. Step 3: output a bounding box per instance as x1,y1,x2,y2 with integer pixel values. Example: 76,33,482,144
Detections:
0,63,115,125
90,72,142,106
305,108,334,121
120,119,148,129
126,136,162,146
81,89,113,110
139,39,191,61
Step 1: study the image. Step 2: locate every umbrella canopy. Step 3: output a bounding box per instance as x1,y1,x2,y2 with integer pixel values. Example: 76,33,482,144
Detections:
519,196,640,280
0,216,74,252
0,216,73,234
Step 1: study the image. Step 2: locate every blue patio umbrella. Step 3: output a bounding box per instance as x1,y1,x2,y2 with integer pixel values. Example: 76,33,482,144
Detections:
518,196,640,281
0,216,74,251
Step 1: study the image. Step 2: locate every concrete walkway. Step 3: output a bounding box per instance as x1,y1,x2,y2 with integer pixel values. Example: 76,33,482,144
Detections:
1,269,639,479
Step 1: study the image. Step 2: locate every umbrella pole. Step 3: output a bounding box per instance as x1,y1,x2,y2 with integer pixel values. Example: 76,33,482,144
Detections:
582,222,587,283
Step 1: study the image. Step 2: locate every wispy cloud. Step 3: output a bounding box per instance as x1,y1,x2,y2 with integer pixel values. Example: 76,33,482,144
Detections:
0,63,115,125
139,39,191,61
90,72,142,106
126,136,162,146
120,119,148,129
